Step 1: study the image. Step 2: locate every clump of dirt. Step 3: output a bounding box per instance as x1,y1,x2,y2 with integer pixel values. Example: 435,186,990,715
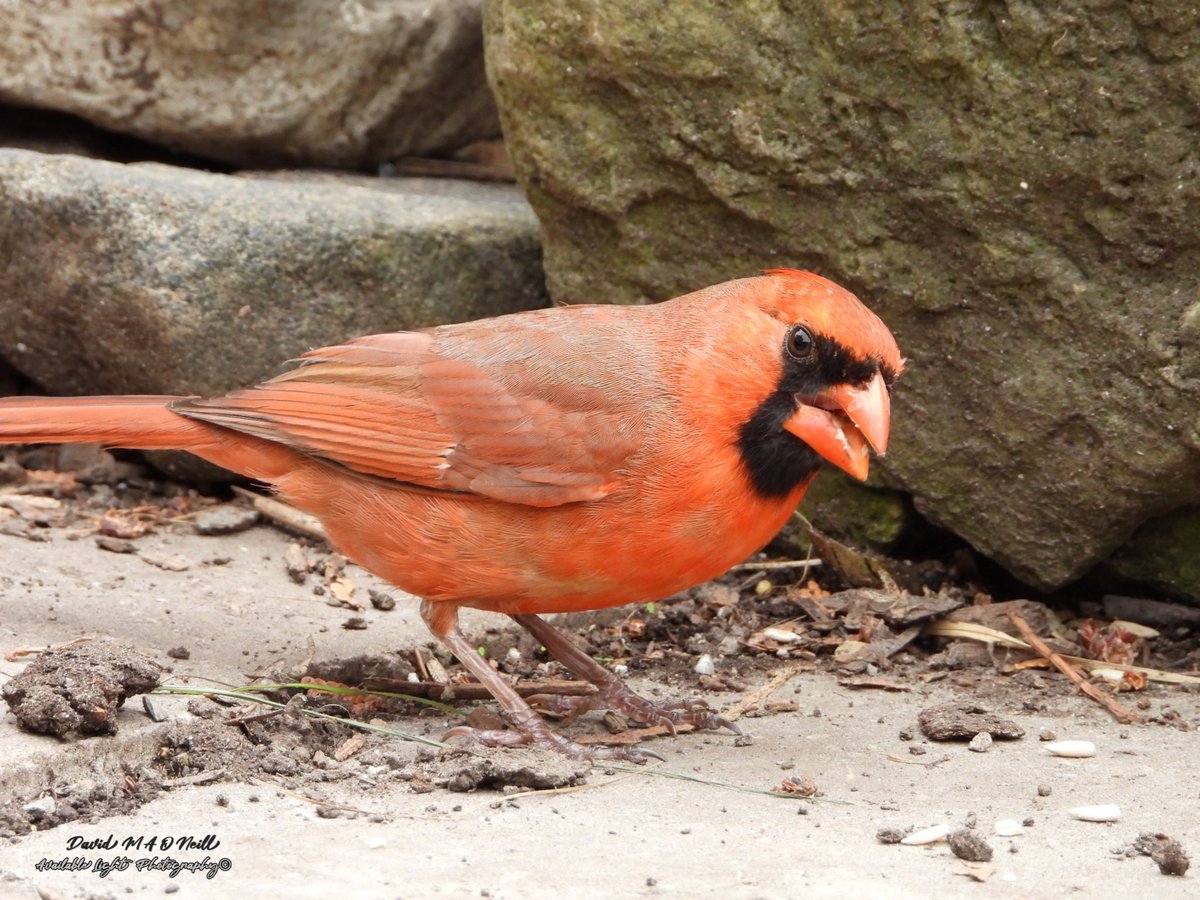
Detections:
1132,832,1191,877
1,641,162,737
917,703,1025,742
420,746,589,793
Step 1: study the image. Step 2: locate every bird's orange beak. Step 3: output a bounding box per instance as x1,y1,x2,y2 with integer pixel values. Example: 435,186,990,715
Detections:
782,370,891,481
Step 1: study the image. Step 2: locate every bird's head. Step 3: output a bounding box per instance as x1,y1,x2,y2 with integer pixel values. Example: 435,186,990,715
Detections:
706,269,903,498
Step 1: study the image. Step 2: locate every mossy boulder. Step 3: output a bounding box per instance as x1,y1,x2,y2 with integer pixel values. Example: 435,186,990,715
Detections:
486,1,1200,594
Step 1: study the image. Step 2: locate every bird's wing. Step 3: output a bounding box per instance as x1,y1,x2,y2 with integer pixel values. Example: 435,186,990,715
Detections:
172,325,644,507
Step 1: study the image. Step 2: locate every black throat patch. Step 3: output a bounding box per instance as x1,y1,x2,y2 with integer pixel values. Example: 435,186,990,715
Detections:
736,332,889,500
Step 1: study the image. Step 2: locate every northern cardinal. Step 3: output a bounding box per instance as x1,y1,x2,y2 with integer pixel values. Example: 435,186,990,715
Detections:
0,269,901,760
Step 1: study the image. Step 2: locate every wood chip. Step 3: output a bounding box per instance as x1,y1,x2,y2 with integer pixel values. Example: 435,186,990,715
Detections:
284,541,310,584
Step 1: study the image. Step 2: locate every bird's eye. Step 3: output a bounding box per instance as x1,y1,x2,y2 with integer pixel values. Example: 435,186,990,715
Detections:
785,325,815,361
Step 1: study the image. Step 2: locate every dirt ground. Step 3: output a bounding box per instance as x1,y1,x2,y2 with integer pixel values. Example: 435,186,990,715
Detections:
0,456,1198,899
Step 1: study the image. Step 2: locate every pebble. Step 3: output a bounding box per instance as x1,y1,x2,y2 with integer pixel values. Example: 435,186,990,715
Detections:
994,819,1024,837
1037,785,1052,797
368,589,397,611
949,829,994,862
1070,804,1121,822
1044,740,1096,758
142,696,167,722
967,732,992,753
193,503,259,535
900,824,951,845
876,825,913,844
693,653,715,676
1037,727,1057,742
95,535,137,554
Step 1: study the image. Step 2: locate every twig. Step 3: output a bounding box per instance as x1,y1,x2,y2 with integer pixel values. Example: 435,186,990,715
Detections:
720,662,804,720
1007,611,1141,724
224,708,286,726
886,753,953,768
5,635,93,662
232,486,327,540
728,559,823,572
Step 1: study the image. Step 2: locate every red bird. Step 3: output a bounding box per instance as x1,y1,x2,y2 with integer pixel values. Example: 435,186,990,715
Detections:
0,270,902,759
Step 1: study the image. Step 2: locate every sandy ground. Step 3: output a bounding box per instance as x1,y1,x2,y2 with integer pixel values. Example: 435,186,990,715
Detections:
1,520,1198,900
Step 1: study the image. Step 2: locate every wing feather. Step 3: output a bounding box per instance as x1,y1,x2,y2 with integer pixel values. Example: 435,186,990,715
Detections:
172,320,646,506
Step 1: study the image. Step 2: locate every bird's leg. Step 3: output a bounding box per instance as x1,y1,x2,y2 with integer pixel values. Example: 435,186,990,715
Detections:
513,613,742,736
420,601,662,762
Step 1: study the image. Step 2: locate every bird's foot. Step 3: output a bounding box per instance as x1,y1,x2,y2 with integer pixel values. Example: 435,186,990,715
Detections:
528,688,742,736
442,724,664,763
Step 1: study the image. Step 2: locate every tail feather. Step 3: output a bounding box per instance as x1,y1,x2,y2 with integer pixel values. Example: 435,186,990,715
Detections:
0,394,307,483
0,395,203,448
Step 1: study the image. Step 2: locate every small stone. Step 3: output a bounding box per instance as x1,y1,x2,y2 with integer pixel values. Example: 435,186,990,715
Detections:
909,744,928,756
95,535,137,553
876,824,914,844
193,503,259,535
342,617,368,630
967,732,993,753
1037,785,1052,797
142,696,166,722
693,653,716,676
1038,727,1057,741
369,589,397,611
733,734,754,747
166,646,191,660
949,829,993,862
898,727,914,741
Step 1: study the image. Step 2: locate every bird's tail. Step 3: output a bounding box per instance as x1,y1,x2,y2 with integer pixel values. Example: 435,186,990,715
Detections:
0,394,303,483
0,395,205,448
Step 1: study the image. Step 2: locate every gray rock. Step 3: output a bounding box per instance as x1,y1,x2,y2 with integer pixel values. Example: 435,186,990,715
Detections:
193,504,259,536
485,2,1200,592
0,150,548,396
0,0,499,167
